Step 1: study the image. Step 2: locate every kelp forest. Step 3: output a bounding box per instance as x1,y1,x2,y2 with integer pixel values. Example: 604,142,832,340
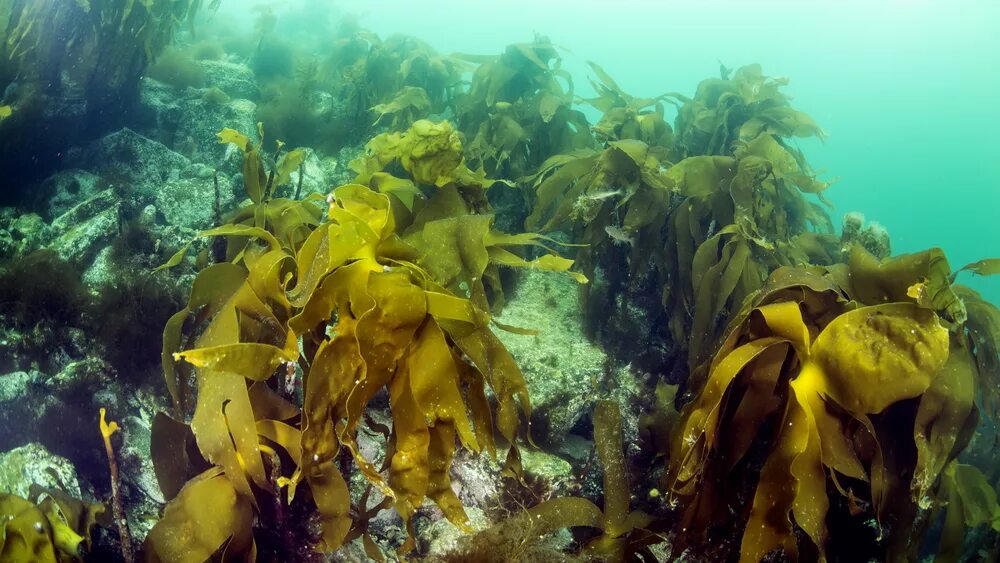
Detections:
0,1,998,562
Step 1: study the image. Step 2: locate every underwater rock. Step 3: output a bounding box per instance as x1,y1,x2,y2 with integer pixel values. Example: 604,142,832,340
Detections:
0,371,59,452
134,77,184,146
116,410,167,541
417,506,490,556
155,167,235,229
520,448,575,490
41,169,104,221
42,357,113,397
0,208,49,258
199,60,259,101
495,270,607,447
48,189,121,266
172,97,257,168
272,148,329,199
329,144,364,187
0,443,82,500
66,128,190,200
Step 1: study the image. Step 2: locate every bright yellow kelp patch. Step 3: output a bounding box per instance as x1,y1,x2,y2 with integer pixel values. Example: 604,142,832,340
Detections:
667,246,1000,562
146,125,585,559
0,488,103,563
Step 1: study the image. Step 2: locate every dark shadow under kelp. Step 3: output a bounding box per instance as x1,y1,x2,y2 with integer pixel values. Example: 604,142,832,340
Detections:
0,9,999,562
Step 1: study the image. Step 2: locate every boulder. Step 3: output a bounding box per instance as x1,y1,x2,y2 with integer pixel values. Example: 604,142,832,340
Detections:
0,208,49,258
0,443,82,499
48,188,120,266
155,165,234,230
495,269,607,447
199,60,259,100
65,128,190,200
172,97,257,171
40,169,104,220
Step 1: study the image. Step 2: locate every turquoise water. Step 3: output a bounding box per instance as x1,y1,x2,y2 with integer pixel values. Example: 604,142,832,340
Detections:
308,0,998,304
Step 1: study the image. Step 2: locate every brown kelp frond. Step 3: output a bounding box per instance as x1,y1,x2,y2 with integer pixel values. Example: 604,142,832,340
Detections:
148,124,586,558
933,462,1000,562
527,65,835,372
581,61,676,158
669,63,825,159
442,401,658,561
668,247,1000,562
453,36,593,179
0,488,103,562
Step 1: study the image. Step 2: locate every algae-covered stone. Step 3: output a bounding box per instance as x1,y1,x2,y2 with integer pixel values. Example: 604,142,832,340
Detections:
418,506,490,555
155,167,234,229
274,148,329,199
66,128,190,200
173,97,257,169
41,169,104,220
49,189,120,266
495,269,607,446
0,443,81,499
0,208,49,258
42,357,112,396
199,60,259,100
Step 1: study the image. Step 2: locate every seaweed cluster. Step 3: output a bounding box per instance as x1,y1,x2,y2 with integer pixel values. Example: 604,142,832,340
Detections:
140,43,1000,560
148,122,584,559
668,248,1000,560
3,11,998,561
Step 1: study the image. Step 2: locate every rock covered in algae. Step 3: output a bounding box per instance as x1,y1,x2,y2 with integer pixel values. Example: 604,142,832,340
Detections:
0,443,82,500
65,128,190,198
40,169,104,220
495,269,607,446
0,208,49,258
49,189,121,266
155,165,235,229
198,59,259,100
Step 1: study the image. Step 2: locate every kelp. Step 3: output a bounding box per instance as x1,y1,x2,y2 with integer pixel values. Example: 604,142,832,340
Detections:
0,488,103,562
667,246,1000,562
148,125,585,559
581,61,676,160
445,401,658,561
327,30,464,133
526,67,835,374
351,118,586,310
453,36,593,179
668,63,825,158
933,461,1000,562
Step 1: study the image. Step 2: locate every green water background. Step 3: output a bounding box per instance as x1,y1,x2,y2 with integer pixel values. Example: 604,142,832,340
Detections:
224,0,1000,304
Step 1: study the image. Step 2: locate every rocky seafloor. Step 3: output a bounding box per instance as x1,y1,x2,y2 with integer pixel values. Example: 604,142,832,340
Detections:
0,56,661,561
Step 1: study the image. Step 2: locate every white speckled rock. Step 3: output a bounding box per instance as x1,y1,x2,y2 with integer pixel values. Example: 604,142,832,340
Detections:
172,97,257,171
155,167,234,229
48,189,120,266
66,128,190,200
199,60,258,100
495,269,607,447
41,169,104,220
0,443,81,499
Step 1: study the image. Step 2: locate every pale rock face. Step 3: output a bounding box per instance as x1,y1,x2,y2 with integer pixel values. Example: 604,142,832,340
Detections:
0,443,82,500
